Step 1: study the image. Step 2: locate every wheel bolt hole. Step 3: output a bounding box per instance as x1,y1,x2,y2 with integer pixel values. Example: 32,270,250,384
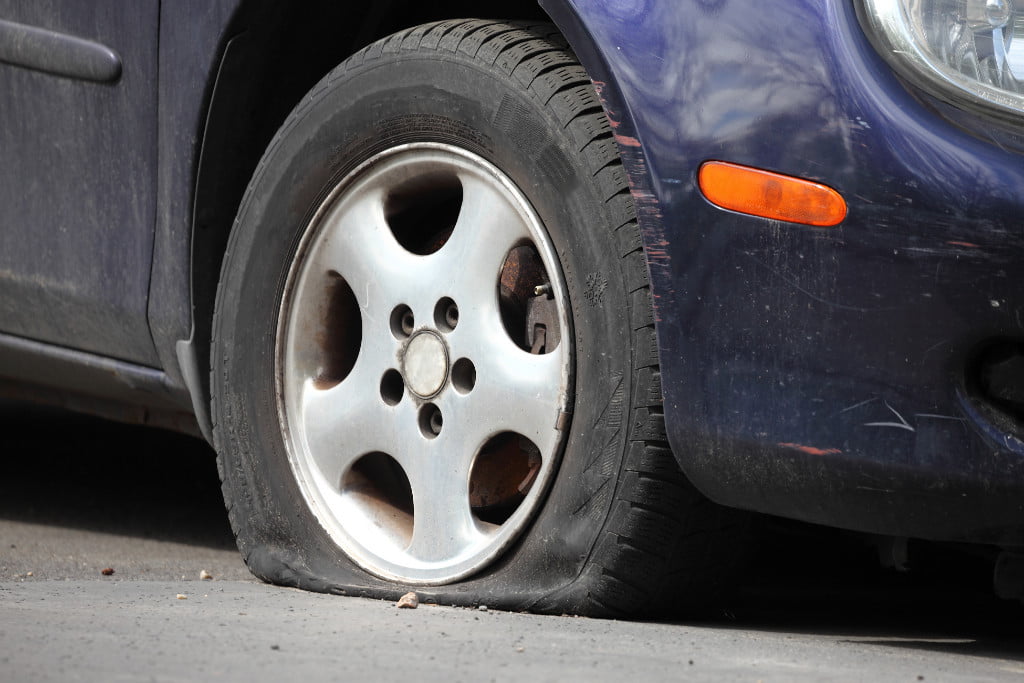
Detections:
418,403,443,439
390,304,415,339
452,358,476,394
434,297,459,332
380,369,404,406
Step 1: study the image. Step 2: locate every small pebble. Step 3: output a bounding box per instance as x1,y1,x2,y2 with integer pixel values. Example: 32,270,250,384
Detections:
200,569,213,581
396,592,419,609
478,605,488,612
176,594,187,600
101,568,115,576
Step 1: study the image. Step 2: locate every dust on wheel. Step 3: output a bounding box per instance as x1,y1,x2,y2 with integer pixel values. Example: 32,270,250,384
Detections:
277,144,572,584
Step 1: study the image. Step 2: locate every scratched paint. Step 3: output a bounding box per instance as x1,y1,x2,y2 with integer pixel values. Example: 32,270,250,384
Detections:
588,76,670,326
778,442,842,456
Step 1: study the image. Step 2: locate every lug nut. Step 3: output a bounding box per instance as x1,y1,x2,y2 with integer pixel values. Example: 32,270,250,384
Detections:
390,304,415,339
435,297,459,332
445,302,459,329
419,403,443,439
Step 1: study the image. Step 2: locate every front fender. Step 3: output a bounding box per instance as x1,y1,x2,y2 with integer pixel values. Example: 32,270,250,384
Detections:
542,0,1024,545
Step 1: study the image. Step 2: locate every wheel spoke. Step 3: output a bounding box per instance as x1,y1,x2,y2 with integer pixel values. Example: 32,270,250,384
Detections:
405,452,488,563
313,187,419,312
433,172,532,305
468,342,567,457
296,365,397,488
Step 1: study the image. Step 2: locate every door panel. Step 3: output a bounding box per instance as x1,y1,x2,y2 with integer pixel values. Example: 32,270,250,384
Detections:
0,1,160,365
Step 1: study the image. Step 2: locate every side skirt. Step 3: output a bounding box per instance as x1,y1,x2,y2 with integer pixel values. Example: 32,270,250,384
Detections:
0,333,200,438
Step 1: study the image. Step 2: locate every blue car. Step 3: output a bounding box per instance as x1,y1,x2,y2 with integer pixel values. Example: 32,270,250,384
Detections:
1,0,1022,615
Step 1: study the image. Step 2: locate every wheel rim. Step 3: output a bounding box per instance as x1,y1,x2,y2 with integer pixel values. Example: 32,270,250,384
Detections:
277,143,573,584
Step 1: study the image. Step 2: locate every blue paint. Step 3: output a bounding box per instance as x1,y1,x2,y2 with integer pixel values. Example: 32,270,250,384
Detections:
543,0,1024,543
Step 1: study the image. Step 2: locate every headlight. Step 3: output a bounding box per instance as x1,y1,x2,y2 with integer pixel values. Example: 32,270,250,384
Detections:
860,0,1024,119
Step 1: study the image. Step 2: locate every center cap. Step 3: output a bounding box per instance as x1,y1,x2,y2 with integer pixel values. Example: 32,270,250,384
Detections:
403,331,449,397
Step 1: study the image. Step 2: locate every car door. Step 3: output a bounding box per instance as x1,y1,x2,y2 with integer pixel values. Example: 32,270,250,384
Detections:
0,0,160,365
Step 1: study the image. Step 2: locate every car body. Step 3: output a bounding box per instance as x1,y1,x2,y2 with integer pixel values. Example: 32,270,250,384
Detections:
2,0,1022,611
555,0,1024,547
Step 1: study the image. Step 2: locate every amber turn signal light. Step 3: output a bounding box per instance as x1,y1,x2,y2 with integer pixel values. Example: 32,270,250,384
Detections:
698,161,847,227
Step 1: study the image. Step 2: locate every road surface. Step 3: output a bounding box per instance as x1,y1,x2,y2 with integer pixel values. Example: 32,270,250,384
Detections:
2,401,1023,682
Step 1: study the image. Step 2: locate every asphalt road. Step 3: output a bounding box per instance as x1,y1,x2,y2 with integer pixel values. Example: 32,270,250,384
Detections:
3,401,1024,682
